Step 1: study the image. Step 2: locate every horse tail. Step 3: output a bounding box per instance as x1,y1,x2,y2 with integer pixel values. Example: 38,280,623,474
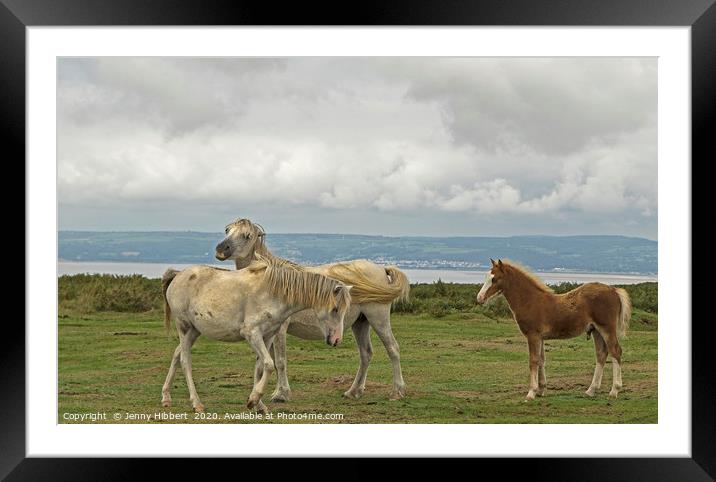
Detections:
384,266,410,304
162,268,180,332
615,288,632,339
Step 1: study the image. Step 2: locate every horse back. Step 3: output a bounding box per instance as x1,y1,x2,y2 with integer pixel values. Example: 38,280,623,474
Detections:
558,282,621,323
166,265,259,316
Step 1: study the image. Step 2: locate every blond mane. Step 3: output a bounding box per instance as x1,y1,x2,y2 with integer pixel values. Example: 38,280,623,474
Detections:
327,262,409,304
250,254,351,315
232,218,406,305
502,259,553,294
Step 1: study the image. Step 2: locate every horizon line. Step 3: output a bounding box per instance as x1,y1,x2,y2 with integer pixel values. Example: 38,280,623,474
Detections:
58,229,657,242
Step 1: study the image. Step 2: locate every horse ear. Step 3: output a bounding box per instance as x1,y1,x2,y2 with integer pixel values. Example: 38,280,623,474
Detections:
334,284,352,294
498,259,504,268
490,258,497,267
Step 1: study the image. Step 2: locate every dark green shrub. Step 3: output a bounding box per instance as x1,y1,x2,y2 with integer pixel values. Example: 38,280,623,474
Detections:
59,274,162,313
616,282,657,313
57,273,658,316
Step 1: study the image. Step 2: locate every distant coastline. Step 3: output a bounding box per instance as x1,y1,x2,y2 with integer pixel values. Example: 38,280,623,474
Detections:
56,258,657,276
57,260,657,285
58,231,657,276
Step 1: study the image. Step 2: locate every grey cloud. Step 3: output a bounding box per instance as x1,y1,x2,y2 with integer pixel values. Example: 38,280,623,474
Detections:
59,57,288,136
403,58,656,156
57,57,657,238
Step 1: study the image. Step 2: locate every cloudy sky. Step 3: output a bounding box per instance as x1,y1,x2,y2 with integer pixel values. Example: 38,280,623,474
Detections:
58,57,657,239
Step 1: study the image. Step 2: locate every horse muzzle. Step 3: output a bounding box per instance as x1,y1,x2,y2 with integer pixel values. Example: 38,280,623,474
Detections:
326,334,342,347
215,242,232,260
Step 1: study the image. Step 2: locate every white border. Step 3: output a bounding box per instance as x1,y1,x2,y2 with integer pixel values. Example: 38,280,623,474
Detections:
28,27,690,457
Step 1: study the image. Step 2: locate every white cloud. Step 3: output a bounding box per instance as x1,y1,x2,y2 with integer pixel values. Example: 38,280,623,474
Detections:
57,57,657,236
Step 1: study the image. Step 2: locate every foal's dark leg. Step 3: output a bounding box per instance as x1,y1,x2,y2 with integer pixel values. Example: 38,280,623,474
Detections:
586,331,608,397
603,331,623,398
525,336,541,401
537,340,546,396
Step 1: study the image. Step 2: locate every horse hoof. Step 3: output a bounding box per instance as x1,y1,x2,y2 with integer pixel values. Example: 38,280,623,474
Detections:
194,404,205,413
585,389,596,397
162,400,172,408
389,390,406,401
609,390,619,399
536,390,545,397
270,390,291,403
524,393,536,402
343,389,363,400
247,393,261,409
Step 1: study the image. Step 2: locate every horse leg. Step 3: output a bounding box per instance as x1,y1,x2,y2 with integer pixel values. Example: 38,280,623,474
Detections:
344,317,372,400
270,321,292,403
161,344,182,407
245,329,275,410
537,339,546,396
586,330,608,397
366,305,406,400
178,327,203,412
604,332,623,398
250,352,269,414
525,336,541,401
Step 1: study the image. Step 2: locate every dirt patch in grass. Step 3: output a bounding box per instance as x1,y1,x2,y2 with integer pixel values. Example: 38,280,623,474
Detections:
321,375,391,390
59,391,109,401
454,339,524,352
446,390,482,399
206,372,243,382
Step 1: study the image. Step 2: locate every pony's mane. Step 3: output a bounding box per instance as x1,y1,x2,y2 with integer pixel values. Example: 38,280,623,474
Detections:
250,254,351,314
258,250,302,270
502,260,553,294
232,217,406,304
327,262,409,304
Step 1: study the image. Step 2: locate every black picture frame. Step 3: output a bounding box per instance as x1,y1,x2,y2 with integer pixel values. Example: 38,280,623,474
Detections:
5,0,711,479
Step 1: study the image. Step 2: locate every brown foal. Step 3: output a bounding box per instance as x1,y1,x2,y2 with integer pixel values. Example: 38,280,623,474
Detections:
476,259,632,401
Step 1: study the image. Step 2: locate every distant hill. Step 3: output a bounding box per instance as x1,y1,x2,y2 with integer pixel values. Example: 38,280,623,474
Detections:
58,231,657,274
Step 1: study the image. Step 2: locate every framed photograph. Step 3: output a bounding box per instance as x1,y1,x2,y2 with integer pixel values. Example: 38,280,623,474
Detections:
8,0,711,478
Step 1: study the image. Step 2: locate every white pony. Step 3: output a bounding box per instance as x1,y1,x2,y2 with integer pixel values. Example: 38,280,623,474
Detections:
215,218,410,401
161,255,352,413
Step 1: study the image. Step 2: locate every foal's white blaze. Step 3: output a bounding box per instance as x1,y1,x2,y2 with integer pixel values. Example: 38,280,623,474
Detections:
477,272,494,303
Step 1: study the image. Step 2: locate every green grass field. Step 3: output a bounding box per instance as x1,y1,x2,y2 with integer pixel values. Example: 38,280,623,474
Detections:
58,281,658,423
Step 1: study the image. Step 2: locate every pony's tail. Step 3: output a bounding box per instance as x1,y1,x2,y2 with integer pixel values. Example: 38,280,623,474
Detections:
615,288,632,339
385,266,410,304
162,268,180,333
